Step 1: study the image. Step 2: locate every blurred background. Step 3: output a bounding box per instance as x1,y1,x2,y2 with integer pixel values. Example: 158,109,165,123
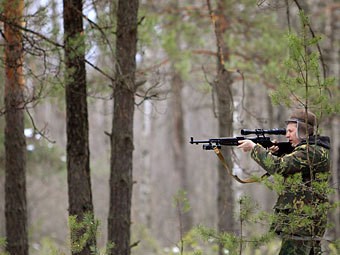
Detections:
0,0,339,254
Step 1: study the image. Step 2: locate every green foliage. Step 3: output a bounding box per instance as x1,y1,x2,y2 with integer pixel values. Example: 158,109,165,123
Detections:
239,195,257,222
68,212,102,254
31,237,65,255
160,22,193,79
69,213,115,255
22,1,66,102
223,1,287,84
67,34,87,58
25,217,114,255
262,156,276,172
0,237,9,255
191,196,276,255
313,172,334,195
270,11,339,117
173,190,191,214
265,9,339,242
170,192,276,255
195,225,238,254
138,9,159,48
172,190,192,255
194,224,276,255
261,169,334,237
329,239,340,255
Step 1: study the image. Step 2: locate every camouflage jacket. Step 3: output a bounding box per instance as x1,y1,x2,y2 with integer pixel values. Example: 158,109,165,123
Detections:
251,136,331,236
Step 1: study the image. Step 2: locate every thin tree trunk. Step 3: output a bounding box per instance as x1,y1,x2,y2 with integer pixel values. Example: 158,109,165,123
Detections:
63,0,95,254
3,0,28,254
327,3,340,240
166,0,193,235
108,1,139,254
207,1,235,254
315,2,340,240
171,69,193,233
139,100,152,228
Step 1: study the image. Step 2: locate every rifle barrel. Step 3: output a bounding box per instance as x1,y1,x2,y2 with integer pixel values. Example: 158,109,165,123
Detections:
190,133,293,155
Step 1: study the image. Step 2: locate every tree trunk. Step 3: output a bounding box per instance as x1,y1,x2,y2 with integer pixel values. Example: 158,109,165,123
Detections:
208,0,235,254
138,100,153,228
171,69,193,233
325,3,340,240
63,0,95,254
108,1,139,254
216,75,234,254
3,0,28,254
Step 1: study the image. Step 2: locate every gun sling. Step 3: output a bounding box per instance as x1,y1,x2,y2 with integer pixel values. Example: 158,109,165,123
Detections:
213,146,269,184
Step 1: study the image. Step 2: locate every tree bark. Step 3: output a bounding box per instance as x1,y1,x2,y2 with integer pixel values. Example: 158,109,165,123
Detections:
171,69,193,233
3,0,28,254
325,3,340,240
207,0,235,254
108,1,139,254
138,100,153,228
63,0,95,254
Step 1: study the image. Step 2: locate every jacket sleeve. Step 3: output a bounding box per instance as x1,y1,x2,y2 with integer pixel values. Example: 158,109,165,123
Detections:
250,144,307,175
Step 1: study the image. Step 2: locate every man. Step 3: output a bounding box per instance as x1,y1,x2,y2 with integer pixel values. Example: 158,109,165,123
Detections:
238,109,331,255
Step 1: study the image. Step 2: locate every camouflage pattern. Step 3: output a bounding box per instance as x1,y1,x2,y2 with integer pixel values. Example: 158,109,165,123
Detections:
251,136,330,253
279,237,322,255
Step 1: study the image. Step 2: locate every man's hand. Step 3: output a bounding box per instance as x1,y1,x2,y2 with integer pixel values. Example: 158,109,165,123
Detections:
237,140,256,152
269,139,279,154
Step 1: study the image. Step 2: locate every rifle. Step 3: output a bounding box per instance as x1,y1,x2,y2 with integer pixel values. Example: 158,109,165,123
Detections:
190,128,294,156
190,128,294,184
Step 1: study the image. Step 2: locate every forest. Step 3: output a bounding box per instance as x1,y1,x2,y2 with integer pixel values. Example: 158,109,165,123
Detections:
0,0,339,255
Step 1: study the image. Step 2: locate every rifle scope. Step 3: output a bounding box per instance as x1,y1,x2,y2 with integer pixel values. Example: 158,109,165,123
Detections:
241,128,286,136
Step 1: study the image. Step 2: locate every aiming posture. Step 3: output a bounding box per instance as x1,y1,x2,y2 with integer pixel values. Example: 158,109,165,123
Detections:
238,109,330,255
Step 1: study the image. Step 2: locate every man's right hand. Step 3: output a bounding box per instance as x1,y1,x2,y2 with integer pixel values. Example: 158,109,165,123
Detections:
269,140,279,154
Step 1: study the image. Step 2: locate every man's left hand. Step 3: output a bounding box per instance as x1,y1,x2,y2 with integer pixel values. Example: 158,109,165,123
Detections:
237,140,256,152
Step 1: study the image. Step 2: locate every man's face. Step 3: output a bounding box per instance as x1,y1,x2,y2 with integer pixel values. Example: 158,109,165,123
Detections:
286,122,300,146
